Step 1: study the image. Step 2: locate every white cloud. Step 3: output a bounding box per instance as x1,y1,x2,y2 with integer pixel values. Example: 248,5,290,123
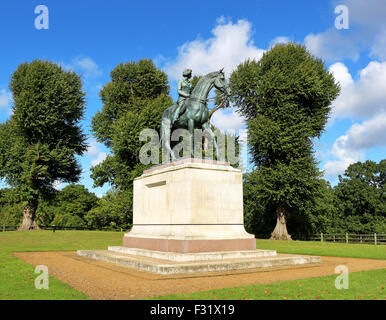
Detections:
337,0,386,29
370,29,386,60
72,56,102,78
324,147,363,177
270,36,291,48
328,62,353,88
53,180,64,190
329,61,386,119
87,139,101,157
61,56,102,78
211,107,245,131
165,18,265,79
87,139,108,166
305,0,386,62
304,28,362,62
324,112,386,176
341,112,386,150
0,89,11,113
91,152,107,167
325,60,386,176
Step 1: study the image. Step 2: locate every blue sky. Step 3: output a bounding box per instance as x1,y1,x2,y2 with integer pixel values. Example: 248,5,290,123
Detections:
0,0,385,196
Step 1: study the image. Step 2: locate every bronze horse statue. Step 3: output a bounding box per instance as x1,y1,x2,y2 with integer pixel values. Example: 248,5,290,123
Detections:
160,69,231,161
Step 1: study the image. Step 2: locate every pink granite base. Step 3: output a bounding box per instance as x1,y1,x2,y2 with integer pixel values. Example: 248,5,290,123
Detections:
123,236,256,253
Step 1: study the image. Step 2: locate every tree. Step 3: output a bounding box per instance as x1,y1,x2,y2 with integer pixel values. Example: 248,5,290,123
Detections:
90,59,172,192
37,184,99,227
230,43,340,239
91,59,170,148
333,160,386,233
85,189,132,230
243,173,276,237
0,188,23,226
0,60,87,230
305,179,338,235
89,60,172,231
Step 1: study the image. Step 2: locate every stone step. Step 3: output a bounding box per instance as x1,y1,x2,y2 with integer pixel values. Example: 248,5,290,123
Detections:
107,246,277,262
76,249,321,275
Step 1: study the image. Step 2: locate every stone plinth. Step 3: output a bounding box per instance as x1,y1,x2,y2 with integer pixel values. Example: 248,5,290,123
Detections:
76,249,321,275
77,158,321,274
123,158,255,253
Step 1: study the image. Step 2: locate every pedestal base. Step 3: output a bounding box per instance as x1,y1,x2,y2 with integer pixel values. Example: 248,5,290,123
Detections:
76,159,323,275
77,248,321,275
109,246,277,261
123,236,256,253
126,158,255,253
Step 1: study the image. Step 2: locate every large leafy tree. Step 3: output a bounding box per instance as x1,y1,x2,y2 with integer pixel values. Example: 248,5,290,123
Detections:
0,60,87,230
91,59,172,191
230,43,340,239
333,160,386,233
90,60,172,230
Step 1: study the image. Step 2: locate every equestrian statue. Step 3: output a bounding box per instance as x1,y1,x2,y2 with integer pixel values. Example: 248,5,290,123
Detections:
160,68,231,161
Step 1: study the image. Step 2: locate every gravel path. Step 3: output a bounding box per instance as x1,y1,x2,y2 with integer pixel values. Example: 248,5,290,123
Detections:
13,251,386,300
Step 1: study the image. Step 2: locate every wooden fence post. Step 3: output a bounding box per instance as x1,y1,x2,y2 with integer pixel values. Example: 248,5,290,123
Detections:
346,233,348,243
321,233,323,242
374,233,377,245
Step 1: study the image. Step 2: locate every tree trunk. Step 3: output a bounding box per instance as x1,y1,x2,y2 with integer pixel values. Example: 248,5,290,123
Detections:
270,206,292,240
18,200,40,231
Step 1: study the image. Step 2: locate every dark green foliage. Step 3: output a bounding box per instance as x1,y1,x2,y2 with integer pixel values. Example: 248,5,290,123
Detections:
36,185,99,227
0,60,87,229
332,160,386,233
335,160,385,218
306,179,339,234
0,60,87,196
0,188,23,225
231,43,340,237
231,43,339,167
242,160,324,238
10,61,86,149
91,59,173,191
91,59,170,148
51,214,86,228
243,173,276,237
230,43,339,127
243,159,386,236
85,189,132,230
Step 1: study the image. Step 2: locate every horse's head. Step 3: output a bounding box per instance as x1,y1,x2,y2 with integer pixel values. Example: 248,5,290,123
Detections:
214,68,231,98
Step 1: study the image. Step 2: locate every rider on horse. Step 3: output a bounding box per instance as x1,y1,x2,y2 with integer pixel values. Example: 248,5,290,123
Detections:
172,68,193,124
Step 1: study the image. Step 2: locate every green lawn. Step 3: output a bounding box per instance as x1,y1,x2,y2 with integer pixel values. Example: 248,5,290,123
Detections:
151,239,386,300
256,239,386,260
0,230,123,300
0,231,385,300
153,269,386,300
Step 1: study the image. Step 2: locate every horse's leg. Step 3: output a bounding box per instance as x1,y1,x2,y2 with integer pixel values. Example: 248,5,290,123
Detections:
162,119,175,162
202,122,219,160
188,118,194,158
